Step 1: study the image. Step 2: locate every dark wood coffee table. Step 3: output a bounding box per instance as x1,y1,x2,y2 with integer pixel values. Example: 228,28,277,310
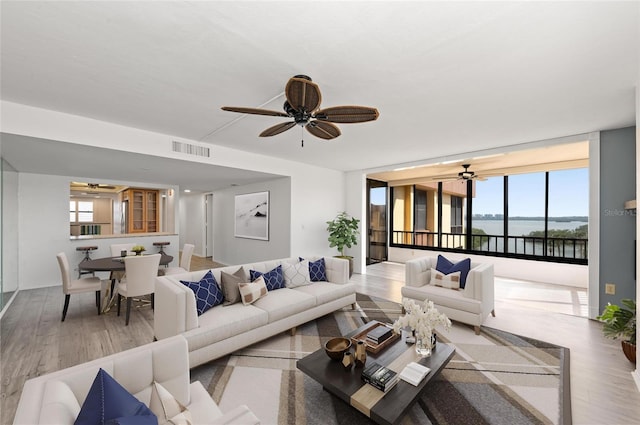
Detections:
296,322,455,425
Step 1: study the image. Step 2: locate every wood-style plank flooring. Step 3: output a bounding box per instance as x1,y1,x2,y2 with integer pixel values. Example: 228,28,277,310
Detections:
2,258,639,424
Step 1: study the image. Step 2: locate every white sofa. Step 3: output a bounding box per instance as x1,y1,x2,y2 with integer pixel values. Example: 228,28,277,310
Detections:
402,256,495,335
13,335,259,424
155,256,355,367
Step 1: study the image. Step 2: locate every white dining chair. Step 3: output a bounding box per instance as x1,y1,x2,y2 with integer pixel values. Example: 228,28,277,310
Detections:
163,243,195,275
117,253,161,325
56,252,103,321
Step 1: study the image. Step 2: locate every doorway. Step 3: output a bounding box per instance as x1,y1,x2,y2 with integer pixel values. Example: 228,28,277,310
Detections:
367,179,388,265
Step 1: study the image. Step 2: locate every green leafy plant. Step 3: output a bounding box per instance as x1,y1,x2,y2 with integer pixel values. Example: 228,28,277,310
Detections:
326,212,360,258
597,298,636,345
131,245,146,253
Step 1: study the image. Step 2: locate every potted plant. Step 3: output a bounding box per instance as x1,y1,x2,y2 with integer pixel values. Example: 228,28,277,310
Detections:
131,245,146,256
597,298,636,363
326,211,360,277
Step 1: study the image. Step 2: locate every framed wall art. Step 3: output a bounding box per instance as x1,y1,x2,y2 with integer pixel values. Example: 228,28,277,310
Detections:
234,191,269,240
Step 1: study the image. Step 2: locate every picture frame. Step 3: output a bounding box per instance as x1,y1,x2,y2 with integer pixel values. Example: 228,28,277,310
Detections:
234,191,269,240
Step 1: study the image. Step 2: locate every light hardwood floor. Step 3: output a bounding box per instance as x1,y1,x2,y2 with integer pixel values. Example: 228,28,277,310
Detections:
2,259,639,424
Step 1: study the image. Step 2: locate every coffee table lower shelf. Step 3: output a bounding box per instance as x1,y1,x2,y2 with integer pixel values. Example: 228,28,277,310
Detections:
296,323,455,425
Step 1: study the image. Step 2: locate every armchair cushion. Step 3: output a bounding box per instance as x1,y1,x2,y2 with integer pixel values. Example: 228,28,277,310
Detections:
75,368,156,425
429,268,461,289
436,255,471,288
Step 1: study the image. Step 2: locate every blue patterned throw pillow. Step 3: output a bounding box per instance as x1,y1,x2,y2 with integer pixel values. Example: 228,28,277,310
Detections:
435,255,471,289
75,368,157,425
180,270,224,315
308,258,328,282
250,265,285,291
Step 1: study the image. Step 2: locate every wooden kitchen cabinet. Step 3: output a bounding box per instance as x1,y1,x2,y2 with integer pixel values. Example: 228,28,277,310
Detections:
123,189,159,233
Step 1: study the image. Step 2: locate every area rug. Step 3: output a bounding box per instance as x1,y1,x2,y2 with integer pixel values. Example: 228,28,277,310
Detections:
191,294,570,425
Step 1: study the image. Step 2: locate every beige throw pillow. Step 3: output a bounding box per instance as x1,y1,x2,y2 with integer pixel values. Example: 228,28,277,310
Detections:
429,268,461,290
149,381,193,425
221,267,247,306
238,275,268,305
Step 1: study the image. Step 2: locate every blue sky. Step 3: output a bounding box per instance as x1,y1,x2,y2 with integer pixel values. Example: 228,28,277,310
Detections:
370,168,589,217
474,168,588,216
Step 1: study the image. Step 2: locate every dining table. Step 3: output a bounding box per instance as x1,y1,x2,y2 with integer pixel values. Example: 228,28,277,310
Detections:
79,253,174,313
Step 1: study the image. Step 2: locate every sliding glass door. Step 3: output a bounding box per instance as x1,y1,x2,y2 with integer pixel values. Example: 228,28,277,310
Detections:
367,179,387,265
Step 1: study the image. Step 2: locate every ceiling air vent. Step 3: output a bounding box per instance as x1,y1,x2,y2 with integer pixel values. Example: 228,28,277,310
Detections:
172,141,210,158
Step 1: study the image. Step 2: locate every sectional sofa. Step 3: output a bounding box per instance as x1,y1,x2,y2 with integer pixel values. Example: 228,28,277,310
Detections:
154,256,355,367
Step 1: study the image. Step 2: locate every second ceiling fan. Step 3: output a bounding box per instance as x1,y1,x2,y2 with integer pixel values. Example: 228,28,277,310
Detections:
221,75,379,145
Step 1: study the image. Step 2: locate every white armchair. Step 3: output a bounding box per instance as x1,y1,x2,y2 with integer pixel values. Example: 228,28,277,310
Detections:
402,256,495,334
13,335,260,424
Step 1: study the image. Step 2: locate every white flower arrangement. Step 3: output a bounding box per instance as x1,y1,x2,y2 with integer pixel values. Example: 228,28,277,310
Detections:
393,298,451,348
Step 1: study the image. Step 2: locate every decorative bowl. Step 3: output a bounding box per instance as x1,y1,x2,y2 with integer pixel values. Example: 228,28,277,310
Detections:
324,337,352,361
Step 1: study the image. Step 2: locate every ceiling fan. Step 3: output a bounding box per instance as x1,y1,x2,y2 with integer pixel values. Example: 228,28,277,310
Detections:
71,182,117,189
221,75,379,146
458,164,479,180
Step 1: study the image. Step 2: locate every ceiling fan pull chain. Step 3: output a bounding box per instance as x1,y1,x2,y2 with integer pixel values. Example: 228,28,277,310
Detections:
301,127,304,147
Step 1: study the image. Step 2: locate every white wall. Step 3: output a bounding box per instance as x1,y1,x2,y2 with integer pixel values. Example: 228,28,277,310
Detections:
2,101,346,284
179,193,204,255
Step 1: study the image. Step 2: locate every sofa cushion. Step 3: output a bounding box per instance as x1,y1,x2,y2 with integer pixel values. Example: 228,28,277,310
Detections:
436,255,471,289
75,368,156,425
220,267,246,306
308,257,328,282
180,271,224,315
149,381,193,425
429,268,461,290
293,281,355,305
238,275,268,305
189,304,269,350
250,265,285,291
253,288,316,322
282,260,312,288
402,285,482,314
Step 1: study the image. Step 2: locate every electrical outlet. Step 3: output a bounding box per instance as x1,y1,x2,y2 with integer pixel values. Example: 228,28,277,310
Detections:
605,283,616,295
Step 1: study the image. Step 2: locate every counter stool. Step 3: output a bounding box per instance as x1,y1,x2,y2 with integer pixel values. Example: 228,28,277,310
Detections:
76,246,98,278
153,241,170,255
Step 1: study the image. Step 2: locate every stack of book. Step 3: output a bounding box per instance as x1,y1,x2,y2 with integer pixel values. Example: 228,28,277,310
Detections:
361,361,399,392
366,325,393,345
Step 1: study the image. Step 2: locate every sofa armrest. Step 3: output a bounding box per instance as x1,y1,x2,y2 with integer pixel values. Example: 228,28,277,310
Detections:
210,405,260,425
323,257,349,284
154,277,189,339
404,257,434,287
462,263,494,304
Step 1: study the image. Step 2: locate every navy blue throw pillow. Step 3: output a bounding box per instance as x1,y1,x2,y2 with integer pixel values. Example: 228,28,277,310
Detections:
435,255,471,289
180,270,224,315
308,258,328,282
250,265,285,291
75,368,157,425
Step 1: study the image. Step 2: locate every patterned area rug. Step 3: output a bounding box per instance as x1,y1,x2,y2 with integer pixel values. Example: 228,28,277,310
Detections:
191,294,570,425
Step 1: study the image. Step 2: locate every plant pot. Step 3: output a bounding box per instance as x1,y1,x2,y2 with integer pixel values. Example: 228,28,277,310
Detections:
621,340,636,364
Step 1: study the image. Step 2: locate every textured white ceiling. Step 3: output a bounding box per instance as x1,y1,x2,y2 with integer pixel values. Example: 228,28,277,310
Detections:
0,1,638,181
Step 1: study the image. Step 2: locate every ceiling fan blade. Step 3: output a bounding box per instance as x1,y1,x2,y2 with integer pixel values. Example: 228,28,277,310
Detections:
314,105,379,123
221,106,289,117
285,77,322,112
259,121,297,137
306,121,341,140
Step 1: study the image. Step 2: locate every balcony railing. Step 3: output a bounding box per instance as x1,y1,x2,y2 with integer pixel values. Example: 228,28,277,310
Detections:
391,230,588,264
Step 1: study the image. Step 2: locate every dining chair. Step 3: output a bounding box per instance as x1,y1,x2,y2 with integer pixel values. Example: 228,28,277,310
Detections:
163,243,195,275
109,243,136,281
117,253,161,325
56,252,103,321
